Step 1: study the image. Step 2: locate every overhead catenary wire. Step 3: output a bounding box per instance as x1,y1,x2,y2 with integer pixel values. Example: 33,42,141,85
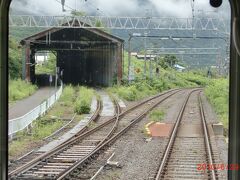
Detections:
54,0,75,11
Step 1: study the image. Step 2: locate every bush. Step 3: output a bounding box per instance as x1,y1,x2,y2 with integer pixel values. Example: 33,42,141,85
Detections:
112,59,212,102
9,37,22,79
32,118,64,139
74,86,94,114
9,79,37,103
178,72,210,87
205,79,229,128
116,86,138,101
75,99,91,114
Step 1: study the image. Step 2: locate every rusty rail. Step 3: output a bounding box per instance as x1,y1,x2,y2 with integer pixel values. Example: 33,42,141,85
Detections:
155,89,217,180
9,89,180,179
57,90,180,179
199,91,217,180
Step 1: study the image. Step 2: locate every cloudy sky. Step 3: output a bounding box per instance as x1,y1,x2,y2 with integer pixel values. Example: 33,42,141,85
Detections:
10,0,230,18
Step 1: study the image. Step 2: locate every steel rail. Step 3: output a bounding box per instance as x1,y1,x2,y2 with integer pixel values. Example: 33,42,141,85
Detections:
155,89,216,180
56,89,182,179
8,98,102,178
9,88,179,179
96,93,121,147
199,92,217,180
155,89,199,180
43,113,77,141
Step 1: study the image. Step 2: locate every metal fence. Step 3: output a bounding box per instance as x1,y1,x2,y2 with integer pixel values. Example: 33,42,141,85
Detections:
8,84,63,137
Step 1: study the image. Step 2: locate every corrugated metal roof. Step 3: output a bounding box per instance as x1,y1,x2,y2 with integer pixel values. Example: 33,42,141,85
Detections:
20,20,124,45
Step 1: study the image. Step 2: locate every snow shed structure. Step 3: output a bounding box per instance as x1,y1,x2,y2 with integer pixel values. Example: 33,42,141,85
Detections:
20,26,124,86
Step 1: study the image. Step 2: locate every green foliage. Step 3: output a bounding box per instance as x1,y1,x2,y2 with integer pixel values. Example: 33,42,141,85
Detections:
112,86,138,101
96,20,103,27
110,64,211,102
74,87,94,114
149,109,165,122
177,71,210,87
60,85,75,106
109,80,159,101
9,27,46,41
71,10,86,16
9,79,37,103
158,55,179,69
205,79,229,128
35,53,56,75
32,118,64,139
9,37,22,79
123,52,150,79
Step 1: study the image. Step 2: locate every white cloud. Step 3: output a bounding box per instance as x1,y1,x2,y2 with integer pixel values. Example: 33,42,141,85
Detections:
10,0,230,18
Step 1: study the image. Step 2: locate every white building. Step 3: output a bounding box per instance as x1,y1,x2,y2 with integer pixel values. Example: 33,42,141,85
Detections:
35,52,49,65
174,64,186,72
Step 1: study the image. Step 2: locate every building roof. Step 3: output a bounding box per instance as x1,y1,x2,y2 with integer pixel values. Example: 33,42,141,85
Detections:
20,20,124,45
136,54,157,59
174,64,186,69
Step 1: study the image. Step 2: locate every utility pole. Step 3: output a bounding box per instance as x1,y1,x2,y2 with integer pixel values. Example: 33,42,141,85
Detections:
144,32,147,78
149,54,152,78
61,0,66,12
128,34,132,83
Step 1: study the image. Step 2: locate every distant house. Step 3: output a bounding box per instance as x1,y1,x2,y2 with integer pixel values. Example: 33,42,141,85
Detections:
174,64,186,72
131,52,138,56
136,54,156,60
35,52,49,65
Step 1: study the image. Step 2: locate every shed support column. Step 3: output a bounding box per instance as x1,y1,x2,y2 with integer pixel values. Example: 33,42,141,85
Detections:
117,43,123,85
22,42,31,81
30,49,36,83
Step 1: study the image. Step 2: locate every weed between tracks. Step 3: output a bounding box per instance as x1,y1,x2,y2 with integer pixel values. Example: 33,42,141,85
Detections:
149,109,165,122
74,86,94,114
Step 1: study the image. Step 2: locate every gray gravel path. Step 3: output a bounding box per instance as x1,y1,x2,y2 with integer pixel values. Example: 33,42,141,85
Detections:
9,87,56,119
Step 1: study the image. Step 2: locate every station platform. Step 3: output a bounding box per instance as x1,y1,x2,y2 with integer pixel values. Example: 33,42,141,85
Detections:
9,87,57,119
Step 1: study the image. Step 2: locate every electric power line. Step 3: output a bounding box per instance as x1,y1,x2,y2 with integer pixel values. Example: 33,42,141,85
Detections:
54,0,75,11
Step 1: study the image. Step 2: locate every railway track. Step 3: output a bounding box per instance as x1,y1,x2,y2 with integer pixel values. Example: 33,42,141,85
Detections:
155,90,226,180
8,97,102,173
8,88,181,180
57,89,181,180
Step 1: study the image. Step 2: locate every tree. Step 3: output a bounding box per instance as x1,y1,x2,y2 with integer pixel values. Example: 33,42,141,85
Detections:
9,37,22,79
71,10,86,16
164,55,178,67
158,55,179,69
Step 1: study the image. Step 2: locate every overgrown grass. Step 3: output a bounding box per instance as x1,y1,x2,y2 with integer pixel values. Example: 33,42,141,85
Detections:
31,118,64,139
205,79,229,129
74,86,94,114
112,52,211,101
177,71,210,87
109,69,210,101
60,85,75,106
9,79,37,103
149,109,165,122
9,117,65,157
9,137,31,157
109,82,157,101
